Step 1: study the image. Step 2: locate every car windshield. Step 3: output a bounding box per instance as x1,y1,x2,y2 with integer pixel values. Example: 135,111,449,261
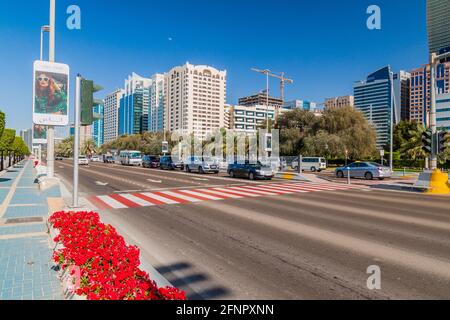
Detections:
130,153,141,159
79,156,86,159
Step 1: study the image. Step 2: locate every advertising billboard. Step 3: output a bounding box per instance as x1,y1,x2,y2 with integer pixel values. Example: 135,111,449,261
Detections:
33,124,48,144
33,60,70,126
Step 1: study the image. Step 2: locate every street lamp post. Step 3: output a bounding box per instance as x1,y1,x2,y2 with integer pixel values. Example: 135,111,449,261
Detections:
40,25,50,60
46,0,56,179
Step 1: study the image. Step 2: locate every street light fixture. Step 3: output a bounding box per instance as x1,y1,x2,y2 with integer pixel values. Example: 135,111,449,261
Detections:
40,25,50,60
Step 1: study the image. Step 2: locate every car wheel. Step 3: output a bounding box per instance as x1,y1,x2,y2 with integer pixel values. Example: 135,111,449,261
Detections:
199,167,205,174
365,172,374,180
378,178,385,180
249,172,255,180
336,171,344,178
229,170,235,178
311,167,317,172
186,166,191,173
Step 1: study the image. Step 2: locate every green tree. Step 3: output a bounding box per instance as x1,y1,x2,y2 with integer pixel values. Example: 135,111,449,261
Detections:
0,111,5,138
398,124,428,160
81,139,97,157
318,106,377,160
0,129,16,170
11,137,29,164
55,136,74,158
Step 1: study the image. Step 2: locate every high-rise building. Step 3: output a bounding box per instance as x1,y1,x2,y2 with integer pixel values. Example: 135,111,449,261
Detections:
284,99,318,111
104,89,124,143
70,124,92,148
164,63,227,140
393,71,411,122
92,103,104,147
238,92,283,109
410,62,450,125
226,104,276,134
427,0,450,57
354,66,395,149
437,92,450,131
118,73,151,135
20,129,33,152
149,74,165,133
324,95,355,109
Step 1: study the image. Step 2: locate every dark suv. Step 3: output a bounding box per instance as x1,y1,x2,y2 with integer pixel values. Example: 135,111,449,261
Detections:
142,155,160,168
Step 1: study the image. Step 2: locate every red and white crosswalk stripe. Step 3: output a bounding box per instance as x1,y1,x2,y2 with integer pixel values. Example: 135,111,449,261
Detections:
88,182,362,210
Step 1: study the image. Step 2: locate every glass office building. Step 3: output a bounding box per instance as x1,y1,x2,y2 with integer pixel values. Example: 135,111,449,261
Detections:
353,66,394,149
92,103,104,148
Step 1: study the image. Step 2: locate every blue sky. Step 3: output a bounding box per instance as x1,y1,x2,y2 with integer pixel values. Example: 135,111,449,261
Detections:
0,0,428,132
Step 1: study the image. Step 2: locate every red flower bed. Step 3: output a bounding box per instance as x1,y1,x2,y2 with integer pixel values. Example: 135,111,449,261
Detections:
49,211,187,300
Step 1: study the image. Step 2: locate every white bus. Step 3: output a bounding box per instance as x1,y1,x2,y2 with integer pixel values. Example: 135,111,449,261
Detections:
119,150,142,166
291,157,327,172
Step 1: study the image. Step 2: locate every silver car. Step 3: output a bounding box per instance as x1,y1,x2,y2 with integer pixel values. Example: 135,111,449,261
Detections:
185,156,219,174
335,162,392,180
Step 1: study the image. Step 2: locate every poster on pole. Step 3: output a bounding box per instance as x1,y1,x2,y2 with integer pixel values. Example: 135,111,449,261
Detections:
32,124,48,144
33,60,70,126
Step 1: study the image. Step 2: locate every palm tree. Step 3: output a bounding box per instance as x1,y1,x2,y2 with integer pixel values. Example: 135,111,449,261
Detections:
81,139,97,157
399,124,428,160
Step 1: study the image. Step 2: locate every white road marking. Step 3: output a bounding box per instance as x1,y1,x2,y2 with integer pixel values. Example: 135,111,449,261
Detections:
179,189,223,200
147,179,162,183
97,196,128,209
193,177,209,181
159,191,203,203
95,181,108,186
120,194,155,207
141,192,180,204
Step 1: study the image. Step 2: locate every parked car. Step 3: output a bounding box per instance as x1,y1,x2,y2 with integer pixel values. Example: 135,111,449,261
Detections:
227,161,274,180
103,155,115,163
160,156,184,170
91,155,102,162
55,156,64,161
184,156,219,174
142,155,160,168
291,157,327,172
335,162,392,180
78,155,89,166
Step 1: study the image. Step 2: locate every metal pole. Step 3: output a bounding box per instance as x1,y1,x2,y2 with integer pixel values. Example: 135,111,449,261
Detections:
429,54,437,170
347,167,351,185
266,71,269,129
389,70,395,172
72,75,81,208
40,28,43,60
46,0,56,179
298,155,302,174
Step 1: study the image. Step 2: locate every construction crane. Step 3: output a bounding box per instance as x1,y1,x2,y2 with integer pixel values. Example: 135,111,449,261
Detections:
251,68,294,102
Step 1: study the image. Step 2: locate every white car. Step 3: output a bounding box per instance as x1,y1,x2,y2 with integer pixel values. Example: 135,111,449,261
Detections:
78,155,89,166
91,156,101,162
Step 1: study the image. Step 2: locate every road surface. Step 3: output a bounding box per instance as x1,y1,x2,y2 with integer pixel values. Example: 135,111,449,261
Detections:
55,159,450,300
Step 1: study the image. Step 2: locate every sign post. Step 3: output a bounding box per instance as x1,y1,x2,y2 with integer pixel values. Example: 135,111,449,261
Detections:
380,149,385,166
72,75,81,208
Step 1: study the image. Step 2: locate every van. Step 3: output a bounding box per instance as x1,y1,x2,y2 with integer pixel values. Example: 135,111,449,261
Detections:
291,157,327,172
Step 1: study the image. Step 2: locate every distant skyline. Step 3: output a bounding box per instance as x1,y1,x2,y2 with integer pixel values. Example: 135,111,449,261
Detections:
0,0,429,132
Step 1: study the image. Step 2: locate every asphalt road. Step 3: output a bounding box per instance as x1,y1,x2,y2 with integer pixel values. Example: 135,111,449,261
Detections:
55,159,450,300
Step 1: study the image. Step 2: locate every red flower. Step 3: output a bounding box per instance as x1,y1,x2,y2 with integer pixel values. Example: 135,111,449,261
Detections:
49,211,186,301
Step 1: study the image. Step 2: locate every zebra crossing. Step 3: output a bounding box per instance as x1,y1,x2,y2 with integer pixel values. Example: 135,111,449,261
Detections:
88,182,365,210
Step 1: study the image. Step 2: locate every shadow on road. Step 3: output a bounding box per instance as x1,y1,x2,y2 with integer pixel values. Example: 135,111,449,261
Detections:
0,178,12,183
155,262,230,300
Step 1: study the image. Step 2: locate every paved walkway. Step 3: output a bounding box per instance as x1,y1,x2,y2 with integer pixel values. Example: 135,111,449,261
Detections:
0,160,63,300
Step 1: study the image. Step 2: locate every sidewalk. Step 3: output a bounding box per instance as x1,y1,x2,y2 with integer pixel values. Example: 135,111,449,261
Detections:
0,160,63,300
